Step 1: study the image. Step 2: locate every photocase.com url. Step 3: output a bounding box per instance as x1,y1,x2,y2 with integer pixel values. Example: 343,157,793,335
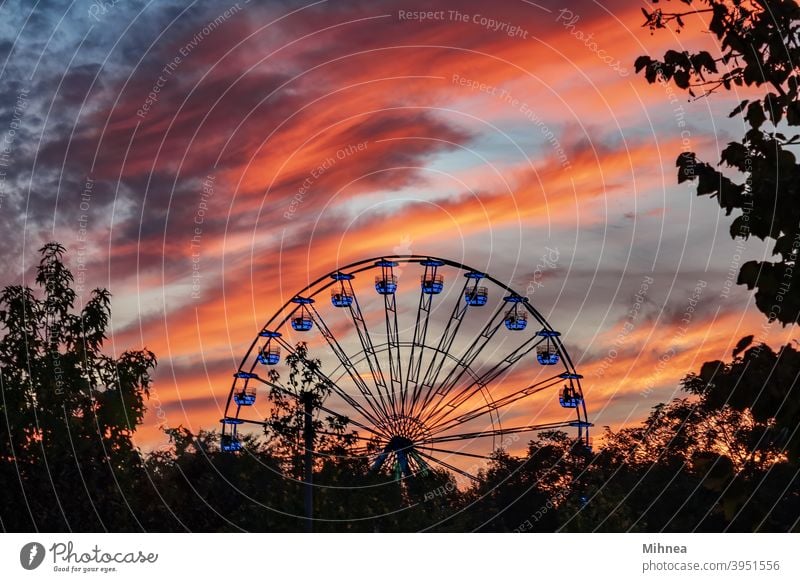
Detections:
642,559,781,574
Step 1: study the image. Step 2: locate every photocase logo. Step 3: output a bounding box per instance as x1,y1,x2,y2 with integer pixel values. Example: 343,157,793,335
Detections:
20,542,46,570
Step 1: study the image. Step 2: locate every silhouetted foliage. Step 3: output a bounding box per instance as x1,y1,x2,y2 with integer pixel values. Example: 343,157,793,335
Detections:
683,338,800,463
0,243,157,531
636,0,800,324
628,0,800,532
262,343,357,479
572,399,796,532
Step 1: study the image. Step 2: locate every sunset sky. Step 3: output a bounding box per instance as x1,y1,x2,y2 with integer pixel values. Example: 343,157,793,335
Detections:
1,0,796,455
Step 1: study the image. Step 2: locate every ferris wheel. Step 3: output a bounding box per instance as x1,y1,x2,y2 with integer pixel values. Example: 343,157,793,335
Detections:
220,255,591,482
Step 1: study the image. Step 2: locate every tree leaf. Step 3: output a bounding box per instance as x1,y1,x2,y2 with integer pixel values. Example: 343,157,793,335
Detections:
729,99,749,117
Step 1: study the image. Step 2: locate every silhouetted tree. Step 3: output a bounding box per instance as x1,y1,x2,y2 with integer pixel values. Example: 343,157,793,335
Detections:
683,337,800,464
461,433,584,532
563,369,798,532
145,428,299,532
632,4,800,530
263,342,357,479
0,243,156,531
636,0,800,324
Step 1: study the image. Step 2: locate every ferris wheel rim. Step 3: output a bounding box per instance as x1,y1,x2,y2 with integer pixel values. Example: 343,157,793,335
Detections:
222,254,590,473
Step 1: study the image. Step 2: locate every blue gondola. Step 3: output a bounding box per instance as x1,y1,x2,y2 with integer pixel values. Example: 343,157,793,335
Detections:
233,386,256,406
221,434,242,452
375,260,398,294
375,275,398,295
505,312,528,330
503,296,528,330
559,385,582,408
330,272,355,307
465,285,488,306
421,274,444,294
331,292,353,307
290,297,314,331
420,259,445,294
257,345,280,365
291,315,313,331
536,330,560,364
331,289,354,307
537,344,560,365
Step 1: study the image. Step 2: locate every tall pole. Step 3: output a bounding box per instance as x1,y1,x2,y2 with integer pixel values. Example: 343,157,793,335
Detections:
302,391,314,532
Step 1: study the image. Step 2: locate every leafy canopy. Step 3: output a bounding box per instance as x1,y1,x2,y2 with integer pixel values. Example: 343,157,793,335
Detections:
636,0,800,324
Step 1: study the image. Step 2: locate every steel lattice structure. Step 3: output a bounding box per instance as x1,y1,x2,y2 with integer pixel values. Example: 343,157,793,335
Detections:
220,255,591,482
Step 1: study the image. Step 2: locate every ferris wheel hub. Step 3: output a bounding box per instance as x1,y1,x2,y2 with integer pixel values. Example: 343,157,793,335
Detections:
386,435,415,452
382,413,430,442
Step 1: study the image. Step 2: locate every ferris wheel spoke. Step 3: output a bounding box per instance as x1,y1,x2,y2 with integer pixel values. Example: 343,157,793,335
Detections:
274,337,389,431
380,273,403,416
314,404,385,438
425,420,577,445
249,371,386,438
307,303,393,423
403,261,440,417
412,276,473,417
408,449,430,475
422,445,496,460
314,429,376,443
430,302,505,399
416,451,481,482
343,278,395,419
426,374,563,436
419,334,546,427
